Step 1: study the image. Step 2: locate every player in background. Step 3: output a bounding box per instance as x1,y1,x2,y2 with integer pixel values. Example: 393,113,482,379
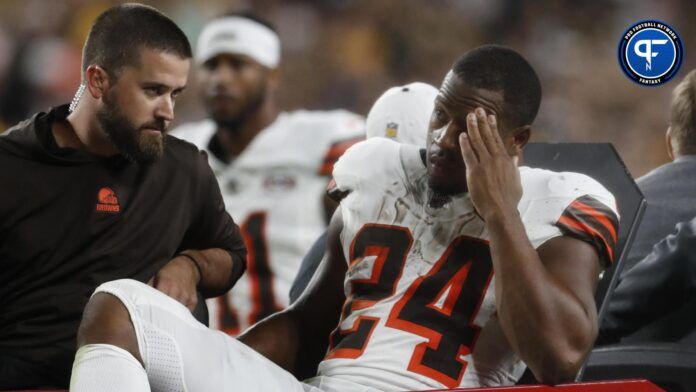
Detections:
289,81,438,303
364,82,438,146
171,11,364,334
71,45,621,391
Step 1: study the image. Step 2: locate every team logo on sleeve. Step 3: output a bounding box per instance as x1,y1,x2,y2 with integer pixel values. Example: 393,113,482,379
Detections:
618,20,683,86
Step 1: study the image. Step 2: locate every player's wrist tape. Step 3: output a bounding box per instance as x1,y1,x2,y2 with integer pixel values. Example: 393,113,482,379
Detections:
176,252,203,283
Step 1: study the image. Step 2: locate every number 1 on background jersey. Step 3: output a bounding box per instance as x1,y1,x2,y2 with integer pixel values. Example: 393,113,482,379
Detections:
216,212,282,335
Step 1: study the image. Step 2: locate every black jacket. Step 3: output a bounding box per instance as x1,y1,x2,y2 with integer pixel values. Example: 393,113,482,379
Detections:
0,105,246,388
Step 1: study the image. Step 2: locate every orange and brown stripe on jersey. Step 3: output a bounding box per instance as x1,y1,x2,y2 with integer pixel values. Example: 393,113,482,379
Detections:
319,136,364,176
555,195,619,267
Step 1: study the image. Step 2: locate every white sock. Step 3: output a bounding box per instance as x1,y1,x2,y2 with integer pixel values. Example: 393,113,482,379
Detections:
70,343,151,392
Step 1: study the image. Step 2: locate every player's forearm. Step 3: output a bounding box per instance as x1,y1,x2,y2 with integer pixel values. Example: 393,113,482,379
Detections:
238,309,300,373
237,305,332,379
179,248,245,298
485,210,596,384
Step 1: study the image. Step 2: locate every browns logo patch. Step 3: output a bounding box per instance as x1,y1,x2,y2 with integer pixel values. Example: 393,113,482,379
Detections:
96,187,120,213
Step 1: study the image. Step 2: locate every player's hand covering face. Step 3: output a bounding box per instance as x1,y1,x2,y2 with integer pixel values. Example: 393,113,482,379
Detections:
427,71,506,198
459,108,523,219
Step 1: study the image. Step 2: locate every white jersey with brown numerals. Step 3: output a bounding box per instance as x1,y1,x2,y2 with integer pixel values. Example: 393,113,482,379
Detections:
171,110,364,334
310,138,619,390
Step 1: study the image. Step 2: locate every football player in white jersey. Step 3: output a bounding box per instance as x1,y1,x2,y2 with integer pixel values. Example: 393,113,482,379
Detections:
71,45,620,391
170,12,364,335
289,81,439,303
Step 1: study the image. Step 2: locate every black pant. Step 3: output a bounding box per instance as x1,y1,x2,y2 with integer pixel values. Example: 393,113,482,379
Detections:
0,354,69,390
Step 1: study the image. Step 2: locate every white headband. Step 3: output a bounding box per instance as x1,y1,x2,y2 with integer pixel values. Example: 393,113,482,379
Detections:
196,16,281,68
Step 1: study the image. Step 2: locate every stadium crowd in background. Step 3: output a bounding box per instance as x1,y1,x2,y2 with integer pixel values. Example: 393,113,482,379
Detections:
0,0,695,178
1,1,696,390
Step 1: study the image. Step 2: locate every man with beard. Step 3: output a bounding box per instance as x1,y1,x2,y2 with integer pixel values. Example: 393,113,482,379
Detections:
171,11,364,335
72,45,620,390
0,4,246,389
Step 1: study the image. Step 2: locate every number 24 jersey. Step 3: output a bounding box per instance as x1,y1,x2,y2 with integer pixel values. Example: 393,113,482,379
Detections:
315,138,619,390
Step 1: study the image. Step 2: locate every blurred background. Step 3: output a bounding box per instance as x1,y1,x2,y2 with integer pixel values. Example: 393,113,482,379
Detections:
0,0,693,177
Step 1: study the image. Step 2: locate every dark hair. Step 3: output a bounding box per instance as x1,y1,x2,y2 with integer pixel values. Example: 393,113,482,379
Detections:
452,45,541,128
669,69,696,154
82,3,192,80
220,9,277,33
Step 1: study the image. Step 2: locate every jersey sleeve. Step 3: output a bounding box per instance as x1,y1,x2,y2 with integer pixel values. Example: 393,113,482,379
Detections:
317,113,365,176
319,136,364,176
519,169,620,267
556,194,620,266
332,137,403,193
169,120,216,151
